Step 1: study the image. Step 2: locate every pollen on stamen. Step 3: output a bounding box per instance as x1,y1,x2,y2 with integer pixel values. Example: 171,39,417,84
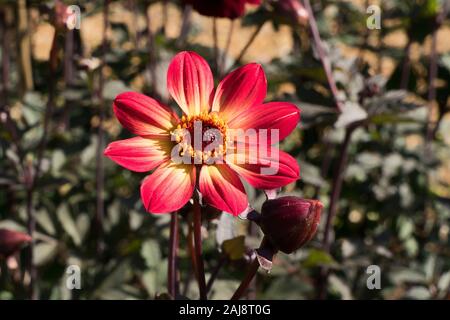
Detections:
170,112,229,165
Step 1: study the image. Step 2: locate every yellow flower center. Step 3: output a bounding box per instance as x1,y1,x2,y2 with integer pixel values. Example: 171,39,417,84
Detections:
170,112,229,165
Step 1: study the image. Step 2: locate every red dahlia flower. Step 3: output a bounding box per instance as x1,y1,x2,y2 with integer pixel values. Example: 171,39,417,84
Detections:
185,0,261,19
105,51,300,215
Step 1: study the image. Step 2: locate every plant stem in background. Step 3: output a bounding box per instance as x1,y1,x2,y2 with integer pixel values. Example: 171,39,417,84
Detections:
231,258,260,300
0,7,10,107
313,130,334,199
168,212,179,298
17,0,33,95
305,0,344,220
399,39,412,90
161,0,168,36
206,255,227,294
64,30,74,85
231,23,264,70
176,4,192,47
23,8,60,299
303,0,343,112
246,220,258,299
422,2,449,246
146,4,159,98
1,7,25,169
424,1,449,157
95,0,109,254
192,196,207,300
129,0,139,49
219,20,235,77
212,18,219,74
62,28,75,131
187,219,199,284
317,121,363,299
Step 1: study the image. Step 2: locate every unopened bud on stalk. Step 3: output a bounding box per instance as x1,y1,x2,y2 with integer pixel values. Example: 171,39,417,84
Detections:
259,196,322,254
0,229,32,258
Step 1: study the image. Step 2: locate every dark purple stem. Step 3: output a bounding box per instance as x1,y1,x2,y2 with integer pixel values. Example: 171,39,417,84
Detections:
95,0,109,253
206,255,227,294
176,4,192,47
303,0,343,112
231,258,260,300
193,196,207,300
212,18,219,74
424,2,449,156
317,120,364,299
161,0,168,36
168,211,179,298
24,17,59,299
399,39,412,90
146,4,159,98
231,23,264,70
220,20,235,77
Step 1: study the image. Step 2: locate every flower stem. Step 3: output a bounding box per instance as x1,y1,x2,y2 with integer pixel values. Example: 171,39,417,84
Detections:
303,0,343,112
317,120,363,299
219,20,235,77
230,23,264,71
168,211,179,298
146,4,159,98
206,255,227,294
187,219,198,283
95,0,109,254
399,39,412,90
161,0,168,36
193,196,207,300
231,258,260,300
23,11,60,299
424,1,449,158
17,0,33,93
212,17,219,74
176,4,192,47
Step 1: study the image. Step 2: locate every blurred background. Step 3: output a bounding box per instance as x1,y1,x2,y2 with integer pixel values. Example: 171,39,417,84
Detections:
1,0,450,300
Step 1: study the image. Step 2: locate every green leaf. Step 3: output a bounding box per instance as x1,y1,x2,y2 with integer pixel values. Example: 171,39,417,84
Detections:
221,236,245,261
302,249,338,268
35,209,56,236
141,240,161,269
335,101,367,129
33,241,58,266
405,286,431,300
329,274,353,300
216,212,238,246
57,204,81,246
103,80,131,101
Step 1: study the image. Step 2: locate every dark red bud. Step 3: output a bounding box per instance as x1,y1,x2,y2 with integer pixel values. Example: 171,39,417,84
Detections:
184,0,261,19
0,229,32,258
260,196,322,254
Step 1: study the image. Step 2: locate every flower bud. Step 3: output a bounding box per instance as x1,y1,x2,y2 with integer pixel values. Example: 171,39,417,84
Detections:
0,229,32,258
184,0,261,19
260,196,322,254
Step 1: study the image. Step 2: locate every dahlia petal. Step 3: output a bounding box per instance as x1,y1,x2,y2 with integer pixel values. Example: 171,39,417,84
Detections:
114,92,178,137
104,136,170,172
228,102,300,144
140,163,196,214
167,51,214,116
227,145,299,189
212,63,267,121
199,164,248,216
